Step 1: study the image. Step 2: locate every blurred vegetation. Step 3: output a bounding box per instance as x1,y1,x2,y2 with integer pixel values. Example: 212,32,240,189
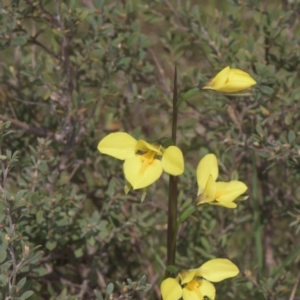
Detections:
1,0,300,299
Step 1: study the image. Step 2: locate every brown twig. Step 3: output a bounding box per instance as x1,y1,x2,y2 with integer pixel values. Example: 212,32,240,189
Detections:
289,270,300,300
28,38,61,61
0,114,53,137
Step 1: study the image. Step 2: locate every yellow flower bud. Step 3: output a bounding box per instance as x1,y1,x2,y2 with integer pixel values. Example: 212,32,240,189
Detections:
203,66,256,93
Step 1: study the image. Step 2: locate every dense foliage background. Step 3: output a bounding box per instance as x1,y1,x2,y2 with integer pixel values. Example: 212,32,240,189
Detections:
1,0,300,299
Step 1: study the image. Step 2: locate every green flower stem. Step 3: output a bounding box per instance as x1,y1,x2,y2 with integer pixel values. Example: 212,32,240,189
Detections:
166,67,178,270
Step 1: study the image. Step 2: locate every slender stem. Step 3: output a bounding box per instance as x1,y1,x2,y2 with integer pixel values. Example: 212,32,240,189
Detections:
166,67,178,269
171,67,178,145
289,270,300,300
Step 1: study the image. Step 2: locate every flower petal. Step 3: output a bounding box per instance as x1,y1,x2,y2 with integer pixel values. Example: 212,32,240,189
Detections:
98,132,137,160
196,154,218,196
180,269,197,285
123,155,163,189
182,287,202,300
215,181,248,203
196,258,239,282
162,146,184,175
215,68,256,93
202,66,230,91
198,279,216,300
210,201,237,209
197,174,216,205
161,278,182,300
136,140,162,155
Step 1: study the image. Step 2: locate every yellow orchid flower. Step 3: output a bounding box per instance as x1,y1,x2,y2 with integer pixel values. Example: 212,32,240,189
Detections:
197,154,247,208
161,258,239,300
97,132,184,190
202,66,256,93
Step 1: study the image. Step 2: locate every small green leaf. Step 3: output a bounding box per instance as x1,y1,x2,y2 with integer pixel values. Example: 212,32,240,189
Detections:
69,0,76,9
139,275,146,286
143,283,152,291
4,121,11,128
94,289,104,300
20,291,34,300
158,137,174,148
15,190,26,202
285,113,292,126
32,266,47,276
124,182,131,195
127,278,133,288
0,274,7,285
105,283,114,300
45,241,57,251
87,236,95,246
36,210,43,224
0,251,7,263
52,28,64,37
94,0,104,9
5,149,12,159
0,261,11,271
178,87,200,107
256,124,264,138
166,265,179,275
17,277,26,290
11,36,27,46
0,155,7,160
288,130,295,144
178,205,197,225
74,247,84,258
116,57,131,69
43,89,52,100
141,190,147,203
79,10,89,20
260,85,273,95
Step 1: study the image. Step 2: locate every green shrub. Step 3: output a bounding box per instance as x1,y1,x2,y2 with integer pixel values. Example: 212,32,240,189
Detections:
0,0,300,299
